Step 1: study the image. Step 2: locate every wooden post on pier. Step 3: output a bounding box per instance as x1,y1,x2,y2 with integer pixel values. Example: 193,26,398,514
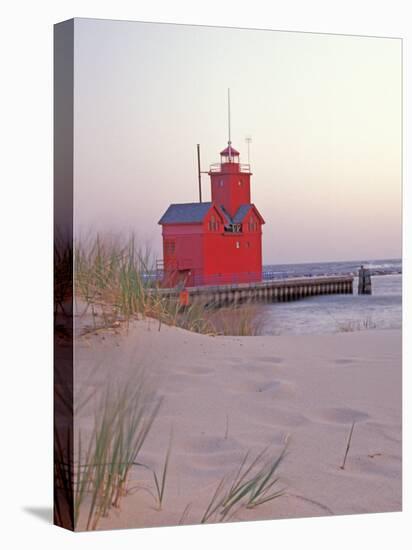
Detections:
358,266,372,295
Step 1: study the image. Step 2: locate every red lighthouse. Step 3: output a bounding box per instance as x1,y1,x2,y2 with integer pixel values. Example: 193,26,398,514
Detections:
159,101,265,288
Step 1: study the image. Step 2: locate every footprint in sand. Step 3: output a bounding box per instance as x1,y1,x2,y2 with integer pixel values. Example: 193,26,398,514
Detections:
229,357,284,372
228,379,282,394
228,363,270,377
334,358,355,365
366,421,402,444
187,449,245,470
180,462,229,481
349,454,402,480
239,400,307,428
309,407,369,425
172,366,215,376
256,381,283,393
162,371,213,395
227,378,295,401
236,429,286,447
184,434,243,455
258,356,284,365
161,366,218,397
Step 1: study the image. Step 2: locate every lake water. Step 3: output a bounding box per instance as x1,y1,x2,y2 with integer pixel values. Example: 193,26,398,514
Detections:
259,259,402,335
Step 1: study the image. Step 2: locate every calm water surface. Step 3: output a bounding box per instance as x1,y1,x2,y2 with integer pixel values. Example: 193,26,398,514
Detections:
259,273,402,336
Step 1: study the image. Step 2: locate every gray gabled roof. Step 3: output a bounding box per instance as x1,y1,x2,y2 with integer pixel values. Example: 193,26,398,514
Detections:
232,204,253,223
159,202,264,226
219,205,233,225
158,202,213,225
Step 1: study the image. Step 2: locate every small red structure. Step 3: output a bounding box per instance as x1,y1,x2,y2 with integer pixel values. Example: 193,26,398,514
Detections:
159,142,265,287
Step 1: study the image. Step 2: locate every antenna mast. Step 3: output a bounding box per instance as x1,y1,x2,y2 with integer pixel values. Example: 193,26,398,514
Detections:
227,88,231,146
245,136,252,164
197,144,202,203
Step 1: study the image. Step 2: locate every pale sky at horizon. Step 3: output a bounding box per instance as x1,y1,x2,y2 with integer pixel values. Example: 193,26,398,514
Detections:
74,18,401,265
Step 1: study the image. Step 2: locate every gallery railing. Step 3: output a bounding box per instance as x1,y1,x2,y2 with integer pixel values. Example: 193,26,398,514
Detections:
208,163,251,173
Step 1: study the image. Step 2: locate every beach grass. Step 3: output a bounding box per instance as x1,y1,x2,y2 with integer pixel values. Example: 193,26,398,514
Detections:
340,421,356,470
54,370,162,530
336,317,377,332
206,303,266,336
75,234,264,336
150,429,173,511
201,443,287,524
77,377,161,530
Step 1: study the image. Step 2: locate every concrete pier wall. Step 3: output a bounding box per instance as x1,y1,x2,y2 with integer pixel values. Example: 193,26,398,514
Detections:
150,275,354,307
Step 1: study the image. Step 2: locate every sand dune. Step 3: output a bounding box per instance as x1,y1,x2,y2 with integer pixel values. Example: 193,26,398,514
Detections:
74,319,401,529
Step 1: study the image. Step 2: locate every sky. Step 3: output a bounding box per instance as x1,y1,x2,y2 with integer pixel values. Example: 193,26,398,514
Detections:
74,18,402,264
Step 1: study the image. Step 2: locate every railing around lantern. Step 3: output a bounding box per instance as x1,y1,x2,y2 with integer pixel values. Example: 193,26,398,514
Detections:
208,163,251,173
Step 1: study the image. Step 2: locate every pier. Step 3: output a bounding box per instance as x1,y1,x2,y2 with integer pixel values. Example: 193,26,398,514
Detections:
152,275,354,307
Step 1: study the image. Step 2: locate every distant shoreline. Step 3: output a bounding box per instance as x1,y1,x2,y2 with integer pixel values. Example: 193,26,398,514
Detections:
262,259,401,280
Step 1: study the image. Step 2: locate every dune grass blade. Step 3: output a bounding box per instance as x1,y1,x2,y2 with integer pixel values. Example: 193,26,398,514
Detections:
152,430,173,510
227,447,266,496
200,476,227,524
220,476,264,520
340,421,356,470
72,374,161,530
201,443,287,524
179,503,192,525
247,445,288,507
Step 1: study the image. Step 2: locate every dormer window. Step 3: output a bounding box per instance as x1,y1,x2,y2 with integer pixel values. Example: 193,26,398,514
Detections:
248,216,258,232
224,223,242,233
209,214,219,232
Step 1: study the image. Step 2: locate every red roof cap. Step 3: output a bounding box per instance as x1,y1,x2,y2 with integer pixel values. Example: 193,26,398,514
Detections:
220,144,240,157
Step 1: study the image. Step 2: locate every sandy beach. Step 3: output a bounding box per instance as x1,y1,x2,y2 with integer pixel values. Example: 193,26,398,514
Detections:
74,318,402,530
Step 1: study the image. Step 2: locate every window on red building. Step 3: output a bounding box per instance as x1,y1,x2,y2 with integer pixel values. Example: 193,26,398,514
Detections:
165,240,176,256
248,216,258,232
209,214,219,231
225,223,242,233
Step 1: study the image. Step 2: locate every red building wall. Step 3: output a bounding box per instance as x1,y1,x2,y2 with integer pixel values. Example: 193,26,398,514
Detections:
202,209,262,285
162,207,262,287
162,224,204,286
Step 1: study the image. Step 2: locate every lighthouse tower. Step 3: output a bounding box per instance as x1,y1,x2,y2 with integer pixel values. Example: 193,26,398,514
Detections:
159,96,265,288
209,144,251,219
